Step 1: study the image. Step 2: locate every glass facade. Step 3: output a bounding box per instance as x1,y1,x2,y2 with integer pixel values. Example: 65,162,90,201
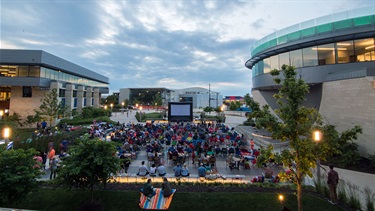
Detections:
252,37,375,77
0,65,107,88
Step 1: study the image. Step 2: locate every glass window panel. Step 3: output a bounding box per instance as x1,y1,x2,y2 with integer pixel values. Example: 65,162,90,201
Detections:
277,35,288,45
73,90,77,98
354,16,372,26
336,41,355,63
29,66,40,77
59,89,65,97
290,49,302,68
279,52,290,68
45,68,51,79
317,43,336,65
23,86,32,97
334,19,352,30
288,31,301,41
18,66,29,77
270,55,279,70
40,67,46,78
355,38,375,61
263,58,271,73
303,47,318,67
316,23,333,33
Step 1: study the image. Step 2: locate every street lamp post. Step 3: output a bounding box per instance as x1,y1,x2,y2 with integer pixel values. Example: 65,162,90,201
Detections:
139,106,143,123
0,110,3,120
110,103,114,116
121,102,124,114
313,130,322,185
155,103,157,111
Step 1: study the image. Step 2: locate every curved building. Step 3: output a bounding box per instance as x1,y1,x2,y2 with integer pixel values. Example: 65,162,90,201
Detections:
245,7,375,155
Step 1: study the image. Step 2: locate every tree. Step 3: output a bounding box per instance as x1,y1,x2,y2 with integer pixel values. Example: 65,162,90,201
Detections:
35,88,68,127
57,135,120,203
244,93,252,107
203,106,214,113
152,93,163,110
0,147,42,206
252,65,361,211
253,65,324,211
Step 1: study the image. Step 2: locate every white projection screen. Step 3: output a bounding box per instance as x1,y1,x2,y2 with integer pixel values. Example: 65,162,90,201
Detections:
168,102,193,122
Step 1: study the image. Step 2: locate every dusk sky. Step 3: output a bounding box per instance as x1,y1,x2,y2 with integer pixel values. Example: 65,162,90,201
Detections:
1,0,372,97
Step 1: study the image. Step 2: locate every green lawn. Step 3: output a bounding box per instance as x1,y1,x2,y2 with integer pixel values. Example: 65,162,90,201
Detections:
12,189,344,211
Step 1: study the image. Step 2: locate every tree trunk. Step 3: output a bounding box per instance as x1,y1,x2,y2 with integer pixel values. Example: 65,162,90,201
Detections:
297,179,303,211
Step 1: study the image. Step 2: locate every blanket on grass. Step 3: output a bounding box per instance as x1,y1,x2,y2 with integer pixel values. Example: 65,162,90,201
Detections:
139,188,176,210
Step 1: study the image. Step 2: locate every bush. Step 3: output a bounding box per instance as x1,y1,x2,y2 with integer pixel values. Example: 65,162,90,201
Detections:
347,182,362,210
338,182,348,204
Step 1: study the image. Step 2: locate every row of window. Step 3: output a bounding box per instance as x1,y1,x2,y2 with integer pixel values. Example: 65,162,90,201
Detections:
23,87,93,108
252,37,375,77
0,65,107,88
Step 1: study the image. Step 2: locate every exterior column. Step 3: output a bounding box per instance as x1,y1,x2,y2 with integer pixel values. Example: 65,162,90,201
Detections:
65,84,74,111
50,81,59,90
93,88,100,108
86,87,93,107
76,85,84,112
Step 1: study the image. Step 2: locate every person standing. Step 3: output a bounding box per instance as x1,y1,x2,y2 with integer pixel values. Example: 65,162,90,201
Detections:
327,164,339,204
50,157,58,179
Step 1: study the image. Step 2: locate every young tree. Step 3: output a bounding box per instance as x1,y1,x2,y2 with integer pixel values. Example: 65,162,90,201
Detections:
253,65,324,211
35,88,68,127
57,135,120,203
0,147,42,206
253,65,361,211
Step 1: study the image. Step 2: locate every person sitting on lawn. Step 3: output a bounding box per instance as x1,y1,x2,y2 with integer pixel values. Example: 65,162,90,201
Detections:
161,177,173,197
140,178,156,201
149,163,157,176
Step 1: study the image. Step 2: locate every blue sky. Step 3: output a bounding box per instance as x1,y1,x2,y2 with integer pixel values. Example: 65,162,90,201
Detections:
1,0,372,97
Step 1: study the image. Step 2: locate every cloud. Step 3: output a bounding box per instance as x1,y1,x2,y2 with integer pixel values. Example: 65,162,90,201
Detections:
1,0,372,97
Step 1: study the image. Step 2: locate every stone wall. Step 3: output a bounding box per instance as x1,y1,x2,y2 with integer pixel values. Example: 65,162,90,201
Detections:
320,77,375,156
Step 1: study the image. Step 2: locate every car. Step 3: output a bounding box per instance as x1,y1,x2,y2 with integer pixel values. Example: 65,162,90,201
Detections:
127,106,134,109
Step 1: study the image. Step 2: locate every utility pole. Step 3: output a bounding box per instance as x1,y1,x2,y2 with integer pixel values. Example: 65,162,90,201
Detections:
208,83,211,108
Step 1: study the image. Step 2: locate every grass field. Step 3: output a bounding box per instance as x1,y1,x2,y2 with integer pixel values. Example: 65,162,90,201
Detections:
11,189,344,211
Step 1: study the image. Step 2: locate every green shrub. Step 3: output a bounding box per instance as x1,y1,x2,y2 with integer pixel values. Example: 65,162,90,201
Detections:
59,116,114,126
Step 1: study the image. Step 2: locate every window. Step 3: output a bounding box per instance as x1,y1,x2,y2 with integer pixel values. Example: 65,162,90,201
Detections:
23,87,32,97
83,91,87,98
29,66,40,77
336,41,355,63
73,90,77,98
317,44,336,65
290,49,302,68
279,52,290,68
355,38,375,61
263,58,271,73
270,55,279,70
303,46,318,67
59,89,65,97
18,66,29,77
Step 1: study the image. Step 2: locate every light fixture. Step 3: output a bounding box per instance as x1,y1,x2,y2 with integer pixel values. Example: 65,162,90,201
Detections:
337,42,351,46
4,109,9,113
365,45,375,50
313,130,322,142
312,47,346,51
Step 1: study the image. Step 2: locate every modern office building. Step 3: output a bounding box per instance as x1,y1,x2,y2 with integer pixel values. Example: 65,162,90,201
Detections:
0,49,109,123
245,7,375,155
119,87,222,109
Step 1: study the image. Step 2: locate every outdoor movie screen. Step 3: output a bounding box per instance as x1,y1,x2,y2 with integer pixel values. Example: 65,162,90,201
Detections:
168,102,193,122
